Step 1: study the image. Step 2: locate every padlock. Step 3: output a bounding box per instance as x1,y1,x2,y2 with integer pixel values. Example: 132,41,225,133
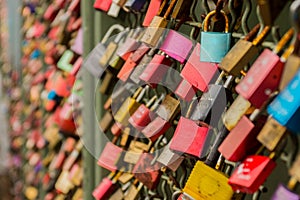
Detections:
71,28,83,55
279,53,300,90
83,24,124,78
97,142,123,172
160,30,193,63
140,0,177,47
113,87,146,126
190,83,228,128
272,184,300,200
55,170,74,194
107,2,121,18
117,52,137,82
200,10,231,63
68,0,80,12
236,28,294,108
267,68,300,133
155,94,180,121
223,95,252,131
143,0,162,27
180,43,219,92
116,28,143,60
100,70,119,95
183,161,234,200
124,180,143,200
156,143,184,171
170,116,212,159
99,29,128,68
132,153,162,190
94,0,113,12
174,79,197,102
228,152,277,194
219,24,270,76
92,171,123,200
63,142,83,171
218,114,266,162
257,117,287,151
141,115,171,142
128,95,163,131
129,48,155,84
139,53,173,88
109,188,124,200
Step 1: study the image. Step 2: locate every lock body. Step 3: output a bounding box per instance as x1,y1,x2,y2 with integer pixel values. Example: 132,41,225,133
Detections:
218,116,263,162
155,94,180,122
128,104,155,131
160,30,193,63
219,40,258,76
92,178,114,200
139,54,173,88
141,17,168,47
236,49,284,108
114,97,141,126
228,155,276,194
267,69,300,133
223,95,252,131
181,43,218,92
170,117,212,158
279,54,300,90
132,153,162,190
257,117,287,151
142,116,171,142
156,143,184,171
271,184,300,200
97,142,122,172
183,161,234,200
200,32,231,63
174,79,196,102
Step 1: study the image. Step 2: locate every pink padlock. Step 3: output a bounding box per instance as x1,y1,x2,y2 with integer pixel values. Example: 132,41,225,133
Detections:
175,79,197,102
142,116,171,142
160,30,193,63
181,43,218,92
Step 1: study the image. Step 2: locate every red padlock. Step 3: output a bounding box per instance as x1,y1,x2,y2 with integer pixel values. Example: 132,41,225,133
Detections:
170,116,212,159
94,0,113,12
132,153,162,190
139,54,173,88
143,0,162,27
181,43,218,92
235,48,284,108
228,154,276,194
128,96,158,131
218,115,265,162
141,116,171,142
97,142,123,172
117,52,137,82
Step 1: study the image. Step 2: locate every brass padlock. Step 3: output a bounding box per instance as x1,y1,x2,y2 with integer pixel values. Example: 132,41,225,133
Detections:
155,94,180,122
257,117,287,151
140,0,177,47
219,25,270,76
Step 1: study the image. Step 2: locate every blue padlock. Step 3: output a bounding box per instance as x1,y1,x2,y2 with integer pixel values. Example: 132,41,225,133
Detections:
200,10,231,63
267,69,300,133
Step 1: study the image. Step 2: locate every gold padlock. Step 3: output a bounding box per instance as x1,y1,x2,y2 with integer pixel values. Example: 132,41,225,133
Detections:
140,0,177,47
114,86,146,126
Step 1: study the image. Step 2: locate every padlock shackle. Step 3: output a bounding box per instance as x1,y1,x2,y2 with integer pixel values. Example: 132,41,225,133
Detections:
243,24,260,42
101,24,125,44
252,26,271,46
203,10,229,33
273,28,294,54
